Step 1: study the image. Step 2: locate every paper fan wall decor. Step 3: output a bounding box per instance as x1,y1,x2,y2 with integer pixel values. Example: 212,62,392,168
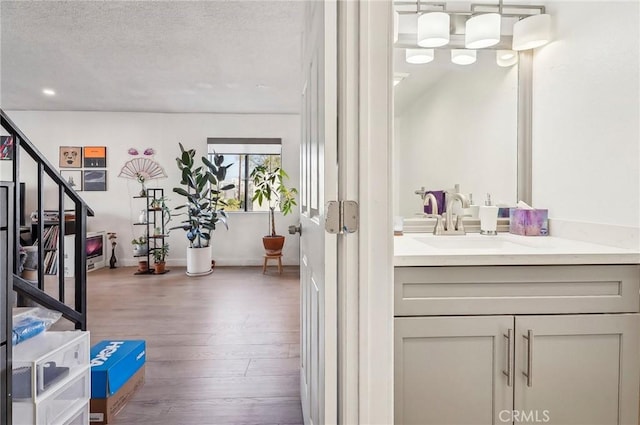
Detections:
119,157,167,180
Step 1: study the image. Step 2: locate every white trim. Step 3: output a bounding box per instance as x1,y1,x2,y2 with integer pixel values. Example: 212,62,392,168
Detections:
323,2,339,423
337,0,360,423
206,143,282,155
358,1,394,423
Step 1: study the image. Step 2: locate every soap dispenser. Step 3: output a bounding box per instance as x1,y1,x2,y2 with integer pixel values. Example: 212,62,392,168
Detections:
466,193,480,219
479,193,498,235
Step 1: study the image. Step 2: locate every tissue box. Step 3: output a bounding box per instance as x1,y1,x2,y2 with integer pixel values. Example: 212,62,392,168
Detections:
509,208,549,236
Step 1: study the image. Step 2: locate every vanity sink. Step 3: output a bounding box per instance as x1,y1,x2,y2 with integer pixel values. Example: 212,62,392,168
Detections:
414,236,534,250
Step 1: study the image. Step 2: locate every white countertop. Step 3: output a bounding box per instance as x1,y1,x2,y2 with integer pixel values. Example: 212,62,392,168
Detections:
394,232,640,266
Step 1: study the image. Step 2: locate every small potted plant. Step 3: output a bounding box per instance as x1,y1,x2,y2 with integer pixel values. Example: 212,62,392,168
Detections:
250,163,298,255
131,235,147,256
152,243,169,274
171,143,234,276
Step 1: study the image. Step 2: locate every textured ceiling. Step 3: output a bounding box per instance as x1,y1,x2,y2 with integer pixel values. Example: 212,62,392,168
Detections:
0,1,304,113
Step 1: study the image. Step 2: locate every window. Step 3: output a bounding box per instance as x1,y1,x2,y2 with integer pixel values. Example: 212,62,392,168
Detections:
207,138,282,212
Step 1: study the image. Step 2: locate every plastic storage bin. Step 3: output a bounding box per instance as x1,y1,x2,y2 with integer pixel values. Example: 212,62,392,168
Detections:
13,366,90,425
58,400,89,425
13,331,89,401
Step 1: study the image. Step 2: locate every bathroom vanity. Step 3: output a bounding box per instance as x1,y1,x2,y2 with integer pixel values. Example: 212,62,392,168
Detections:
394,233,640,425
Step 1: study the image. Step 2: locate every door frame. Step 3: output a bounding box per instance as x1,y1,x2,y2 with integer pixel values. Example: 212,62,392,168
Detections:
335,1,394,423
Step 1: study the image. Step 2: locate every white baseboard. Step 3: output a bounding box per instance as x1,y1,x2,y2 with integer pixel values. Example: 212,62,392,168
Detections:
549,219,640,250
120,257,300,267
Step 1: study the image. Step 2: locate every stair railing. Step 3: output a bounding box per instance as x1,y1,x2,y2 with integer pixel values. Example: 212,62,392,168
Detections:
1,109,94,330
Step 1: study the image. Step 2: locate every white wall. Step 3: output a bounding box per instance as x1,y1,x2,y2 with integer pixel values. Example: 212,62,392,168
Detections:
395,54,518,217
5,111,301,266
532,1,640,229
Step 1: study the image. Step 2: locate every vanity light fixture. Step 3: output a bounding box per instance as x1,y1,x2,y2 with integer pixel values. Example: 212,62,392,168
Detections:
496,50,518,67
42,88,56,96
394,1,551,67
451,49,476,65
465,13,501,49
417,12,450,47
512,13,551,51
406,48,435,64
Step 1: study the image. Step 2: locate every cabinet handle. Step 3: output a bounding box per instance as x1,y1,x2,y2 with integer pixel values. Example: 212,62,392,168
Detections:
522,330,533,387
502,329,514,387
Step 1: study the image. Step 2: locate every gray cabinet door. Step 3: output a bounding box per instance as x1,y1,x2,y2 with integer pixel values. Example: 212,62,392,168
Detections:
395,316,514,425
514,314,640,425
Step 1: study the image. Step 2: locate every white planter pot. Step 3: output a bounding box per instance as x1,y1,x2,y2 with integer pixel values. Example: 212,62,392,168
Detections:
186,246,212,276
133,244,148,256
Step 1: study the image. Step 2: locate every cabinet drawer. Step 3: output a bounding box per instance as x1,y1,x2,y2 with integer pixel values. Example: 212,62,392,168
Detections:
13,366,90,425
57,400,88,425
395,265,640,316
13,331,90,401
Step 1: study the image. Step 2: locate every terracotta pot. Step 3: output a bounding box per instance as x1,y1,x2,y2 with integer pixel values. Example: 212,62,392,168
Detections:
138,260,148,272
154,262,166,274
262,235,285,255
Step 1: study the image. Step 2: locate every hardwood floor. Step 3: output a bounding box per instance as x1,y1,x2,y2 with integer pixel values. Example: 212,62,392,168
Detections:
57,265,303,425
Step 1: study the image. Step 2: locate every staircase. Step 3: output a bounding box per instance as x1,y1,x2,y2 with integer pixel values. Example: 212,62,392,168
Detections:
1,108,93,331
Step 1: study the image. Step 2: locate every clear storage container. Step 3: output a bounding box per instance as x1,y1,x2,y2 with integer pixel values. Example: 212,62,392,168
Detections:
58,400,89,425
13,366,90,425
13,331,90,401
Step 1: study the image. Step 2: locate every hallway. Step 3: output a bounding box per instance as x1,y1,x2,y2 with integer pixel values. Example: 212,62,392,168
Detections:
83,266,302,425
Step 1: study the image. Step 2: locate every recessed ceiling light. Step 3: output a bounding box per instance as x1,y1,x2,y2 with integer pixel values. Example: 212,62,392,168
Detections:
42,88,56,96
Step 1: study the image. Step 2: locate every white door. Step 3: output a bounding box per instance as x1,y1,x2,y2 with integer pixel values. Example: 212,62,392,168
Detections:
299,1,337,424
514,314,640,425
395,316,515,425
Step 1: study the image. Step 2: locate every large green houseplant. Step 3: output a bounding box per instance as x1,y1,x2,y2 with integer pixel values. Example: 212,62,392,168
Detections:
250,162,297,255
172,143,234,276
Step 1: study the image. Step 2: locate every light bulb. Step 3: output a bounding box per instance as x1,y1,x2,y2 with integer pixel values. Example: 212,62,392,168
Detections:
465,13,501,49
406,48,435,64
496,50,518,67
417,12,450,48
513,14,551,50
451,49,477,65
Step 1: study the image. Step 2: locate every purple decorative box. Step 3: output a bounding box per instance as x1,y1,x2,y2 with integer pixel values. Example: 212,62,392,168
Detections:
509,208,549,236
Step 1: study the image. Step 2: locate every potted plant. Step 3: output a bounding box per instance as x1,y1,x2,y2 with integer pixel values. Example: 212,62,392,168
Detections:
152,243,169,274
171,143,234,276
250,162,298,255
131,235,147,256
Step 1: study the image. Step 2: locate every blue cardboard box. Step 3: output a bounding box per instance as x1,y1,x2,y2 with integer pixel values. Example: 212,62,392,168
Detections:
90,340,146,423
90,340,146,398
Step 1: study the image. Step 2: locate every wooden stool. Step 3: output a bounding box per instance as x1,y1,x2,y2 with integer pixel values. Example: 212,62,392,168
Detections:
263,254,283,274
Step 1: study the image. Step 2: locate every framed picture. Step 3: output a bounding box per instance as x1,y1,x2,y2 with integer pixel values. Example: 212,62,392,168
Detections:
59,146,82,168
1,136,14,160
83,170,107,191
60,170,83,191
84,146,107,167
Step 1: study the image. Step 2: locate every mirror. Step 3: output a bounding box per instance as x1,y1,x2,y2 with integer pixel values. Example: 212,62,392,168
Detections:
393,48,520,218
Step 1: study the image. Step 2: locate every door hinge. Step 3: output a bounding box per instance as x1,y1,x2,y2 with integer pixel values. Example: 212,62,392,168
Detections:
325,200,359,234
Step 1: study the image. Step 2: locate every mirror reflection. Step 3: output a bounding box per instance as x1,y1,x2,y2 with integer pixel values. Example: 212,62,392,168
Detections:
393,48,518,217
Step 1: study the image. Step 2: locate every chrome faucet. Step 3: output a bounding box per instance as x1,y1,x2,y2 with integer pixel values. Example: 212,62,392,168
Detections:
443,191,469,235
423,193,444,235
